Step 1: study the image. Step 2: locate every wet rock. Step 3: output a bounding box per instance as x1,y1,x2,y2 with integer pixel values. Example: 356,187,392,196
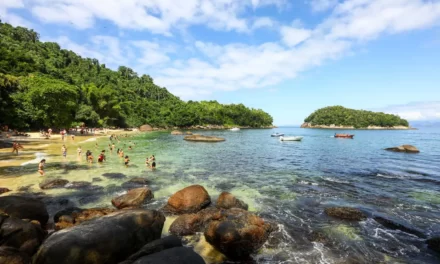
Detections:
171,130,183,135
0,188,10,195
0,246,31,264
122,178,151,189
216,192,248,210
0,214,47,256
102,172,127,179
204,208,274,260
65,181,91,189
324,207,366,221
72,208,116,225
164,185,211,214
34,210,165,264
120,236,182,264
39,178,69,189
169,208,221,236
0,196,49,225
54,207,117,230
385,145,420,153
215,182,235,191
184,135,225,142
92,177,103,182
130,247,205,264
112,187,154,209
427,237,440,252
139,124,153,132
53,207,83,223
185,131,193,135
374,216,426,238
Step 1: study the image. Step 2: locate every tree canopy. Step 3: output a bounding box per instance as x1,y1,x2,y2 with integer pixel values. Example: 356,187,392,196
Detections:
0,21,273,129
304,106,409,128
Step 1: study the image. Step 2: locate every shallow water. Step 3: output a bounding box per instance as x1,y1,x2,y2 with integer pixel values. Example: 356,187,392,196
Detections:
1,128,440,263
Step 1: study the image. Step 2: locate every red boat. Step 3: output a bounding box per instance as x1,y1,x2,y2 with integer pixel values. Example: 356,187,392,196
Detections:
334,133,354,139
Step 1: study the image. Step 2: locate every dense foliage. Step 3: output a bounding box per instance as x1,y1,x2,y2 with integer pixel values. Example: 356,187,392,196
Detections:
0,22,273,129
304,106,409,128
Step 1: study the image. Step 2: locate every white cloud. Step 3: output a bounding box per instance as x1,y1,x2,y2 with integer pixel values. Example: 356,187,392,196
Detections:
280,26,312,47
379,101,440,121
252,17,276,29
309,0,339,12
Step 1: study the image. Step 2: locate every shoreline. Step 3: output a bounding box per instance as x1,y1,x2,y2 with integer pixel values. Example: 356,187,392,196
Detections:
300,123,416,130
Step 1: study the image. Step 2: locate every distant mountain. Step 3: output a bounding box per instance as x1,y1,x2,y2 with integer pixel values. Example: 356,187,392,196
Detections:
410,120,440,128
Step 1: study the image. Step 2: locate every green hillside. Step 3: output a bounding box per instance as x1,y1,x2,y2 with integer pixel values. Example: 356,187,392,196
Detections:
304,106,409,128
0,22,273,129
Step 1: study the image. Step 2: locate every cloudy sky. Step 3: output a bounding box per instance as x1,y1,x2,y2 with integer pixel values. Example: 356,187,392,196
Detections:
1,0,440,125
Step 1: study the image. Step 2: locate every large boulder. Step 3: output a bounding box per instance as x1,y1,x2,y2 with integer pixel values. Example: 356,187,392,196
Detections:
324,207,366,221
204,208,274,260
374,216,425,238
131,247,205,264
164,185,211,214
139,125,153,132
169,208,221,236
0,214,47,256
39,178,69,189
171,130,183,135
216,192,248,210
385,145,420,153
427,237,440,252
0,247,31,264
54,207,116,230
34,210,165,264
119,236,182,264
0,196,48,225
112,187,154,209
183,135,225,142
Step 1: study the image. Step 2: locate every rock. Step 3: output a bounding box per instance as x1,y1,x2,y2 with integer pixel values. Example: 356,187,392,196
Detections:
385,145,420,153
130,247,205,264
65,181,91,189
185,131,193,135
53,207,83,223
171,130,183,135
54,207,117,230
139,125,153,132
204,208,274,260
373,216,426,238
0,188,10,195
92,177,102,182
112,187,154,209
300,122,312,128
39,178,69,189
102,173,127,179
120,236,182,264
122,178,150,189
183,135,225,142
169,207,221,236
427,237,440,252
164,185,211,214
34,210,165,264
216,192,248,210
72,208,116,225
0,246,31,264
0,214,46,256
324,207,366,221
0,196,49,225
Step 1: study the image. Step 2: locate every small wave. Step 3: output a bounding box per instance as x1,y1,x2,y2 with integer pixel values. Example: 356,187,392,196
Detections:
80,138,97,143
376,173,405,179
21,152,46,166
322,177,349,184
298,180,318,186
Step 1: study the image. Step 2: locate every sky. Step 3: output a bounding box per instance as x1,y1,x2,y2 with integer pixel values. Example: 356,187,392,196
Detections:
1,0,440,125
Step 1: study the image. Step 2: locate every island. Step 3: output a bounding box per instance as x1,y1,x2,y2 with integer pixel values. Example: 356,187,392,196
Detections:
0,22,273,130
301,106,413,129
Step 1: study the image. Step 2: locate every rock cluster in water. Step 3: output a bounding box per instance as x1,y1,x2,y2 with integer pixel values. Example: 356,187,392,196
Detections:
385,144,420,153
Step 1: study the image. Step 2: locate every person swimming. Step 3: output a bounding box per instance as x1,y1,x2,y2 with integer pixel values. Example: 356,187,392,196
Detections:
150,161,156,169
124,156,130,167
128,146,132,150
87,152,94,163
38,159,46,176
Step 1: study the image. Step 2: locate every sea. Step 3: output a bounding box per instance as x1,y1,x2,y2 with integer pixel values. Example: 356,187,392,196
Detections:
1,127,440,263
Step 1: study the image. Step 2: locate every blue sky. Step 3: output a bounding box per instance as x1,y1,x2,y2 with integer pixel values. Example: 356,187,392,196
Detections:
1,0,440,125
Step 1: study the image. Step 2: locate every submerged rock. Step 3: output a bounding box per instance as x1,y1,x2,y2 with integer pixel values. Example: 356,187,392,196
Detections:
216,192,248,210
102,172,127,179
0,196,49,225
34,210,165,264
120,235,182,264
92,177,103,182
64,181,91,189
0,188,11,195
131,247,205,264
427,237,440,252
0,246,31,264
385,145,420,153
183,135,225,142
164,185,211,214
39,179,69,189
204,208,274,260
324,207,366,221
374,216,426,238
122,178,151,189
0,214,47,256
112,187,154,209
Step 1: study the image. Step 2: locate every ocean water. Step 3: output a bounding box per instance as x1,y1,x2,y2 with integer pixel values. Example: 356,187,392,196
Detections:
1,127,440,263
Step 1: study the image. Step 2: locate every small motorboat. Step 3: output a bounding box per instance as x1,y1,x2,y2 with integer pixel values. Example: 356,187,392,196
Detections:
280,136,303,141
334,133,354,139
271,133,284,137
230,127,240,131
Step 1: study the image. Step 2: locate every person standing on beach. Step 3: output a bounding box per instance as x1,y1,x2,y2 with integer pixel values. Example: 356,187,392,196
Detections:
11,142,23,155
38,159,46,176
62,145,67,159
48,128,52,137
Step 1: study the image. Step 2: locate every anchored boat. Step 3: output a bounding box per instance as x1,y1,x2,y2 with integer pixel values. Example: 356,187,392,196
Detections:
334,134,354,139
230,127,240,131
271,133,284,137
280,136,303,141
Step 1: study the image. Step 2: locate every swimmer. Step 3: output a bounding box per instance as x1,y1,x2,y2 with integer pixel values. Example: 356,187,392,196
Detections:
38,159,46,176
77,146,82,156
124,155,130,167
61,145,67,158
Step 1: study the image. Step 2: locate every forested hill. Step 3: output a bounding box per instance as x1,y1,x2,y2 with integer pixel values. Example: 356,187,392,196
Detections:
0,22,273,129
303,106,409,128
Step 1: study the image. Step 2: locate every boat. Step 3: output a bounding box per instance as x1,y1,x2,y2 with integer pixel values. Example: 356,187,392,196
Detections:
271,133,284,137
230,127,240,131
334,133,354,139
280,136,303,141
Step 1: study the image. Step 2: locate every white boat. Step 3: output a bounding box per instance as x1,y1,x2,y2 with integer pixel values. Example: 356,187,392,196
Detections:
271,133,284,137
230,127,240,131
280,136,303,141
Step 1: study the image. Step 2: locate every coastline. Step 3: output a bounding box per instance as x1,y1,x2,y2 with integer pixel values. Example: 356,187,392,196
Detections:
300,123,416,130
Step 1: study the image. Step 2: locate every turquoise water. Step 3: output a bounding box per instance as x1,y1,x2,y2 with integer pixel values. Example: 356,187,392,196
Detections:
2,128,440,263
